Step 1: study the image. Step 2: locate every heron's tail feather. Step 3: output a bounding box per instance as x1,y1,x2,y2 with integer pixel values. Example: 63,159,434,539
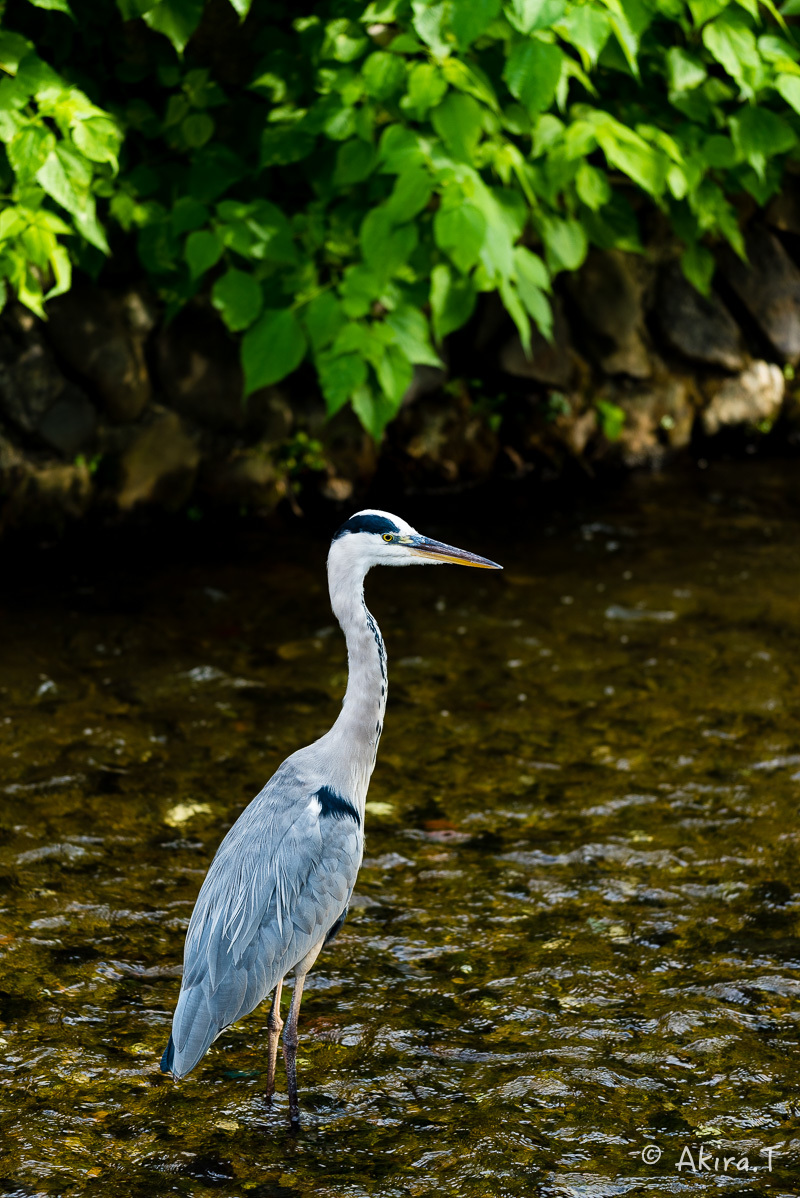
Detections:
160,1033,175,1074
167,983,222,1079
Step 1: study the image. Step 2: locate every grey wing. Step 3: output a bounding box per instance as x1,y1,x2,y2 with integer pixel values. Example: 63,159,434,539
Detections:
165,767,361,1078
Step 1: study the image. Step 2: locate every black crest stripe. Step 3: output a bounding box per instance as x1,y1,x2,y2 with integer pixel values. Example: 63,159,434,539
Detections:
332,514,401,541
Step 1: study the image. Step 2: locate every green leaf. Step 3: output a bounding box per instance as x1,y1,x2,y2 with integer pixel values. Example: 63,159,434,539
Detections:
702,12,760,94
73,202,110,254
430,262,477,341
575,162,611,210
0,30,33,74
116,0,159,17
666,47,707,91
242,308,307,394
36,150,80,214
26,0,74,13
143,0,204,53
185,228,223,278
384,166,433,222
556,6,610,69
703,134,737,168
540,216,587,274
362,51,406,100
411,0,450,56
596,399,626,441
182,112,214,147
431,92,484,161
776,73,800,114
317,350,368,414
228,0,252,17
334,140,377,187
514,246,552,336
499,278,531,353
451,0,501,46
7,125,55,181
212,268,263,332
681,243,715,295
45,242,71,300
503,39,563,114
731,106,796,179
171,196,209,236
360,206,418,279
189,145,245,202
304,292,345,353
513,245,550,293
505,0,566,34
0,208,28,242
376,342,413,405
72,117,120,167
21,219,56,269
434,201,487,273
403,62,448,114
595,121,667,196
340,264,383,317
384,305,441,366
351,382,397,439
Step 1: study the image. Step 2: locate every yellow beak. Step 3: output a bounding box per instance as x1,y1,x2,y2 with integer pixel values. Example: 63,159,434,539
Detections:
407,537,502,569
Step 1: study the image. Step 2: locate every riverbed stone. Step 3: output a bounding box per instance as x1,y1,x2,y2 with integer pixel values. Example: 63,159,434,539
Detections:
46,283,151,423
0,449,92,532
388,389,498,489
116,409,200,510
0,307,68,431
37,390,97,457
656,263,746,372
719,226,800,363
0,306,98,457
566,250,652,378
200,445,286,510
321,406,379,496
702,361,785,435
621,379,694,464
154,302,246,431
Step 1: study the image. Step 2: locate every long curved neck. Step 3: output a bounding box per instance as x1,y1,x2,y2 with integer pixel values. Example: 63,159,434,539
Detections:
324,552,387,803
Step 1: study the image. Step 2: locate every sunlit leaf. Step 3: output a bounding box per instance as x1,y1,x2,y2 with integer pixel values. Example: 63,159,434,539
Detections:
430,262,477,341
503,39,563,113
450,0,501,46
143,0,204,54
212,268,263,331
242,307,307,394
434,201,487,273
185,229,223,278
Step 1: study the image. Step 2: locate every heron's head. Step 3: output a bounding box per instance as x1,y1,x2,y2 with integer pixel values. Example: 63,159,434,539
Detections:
329,509,502,572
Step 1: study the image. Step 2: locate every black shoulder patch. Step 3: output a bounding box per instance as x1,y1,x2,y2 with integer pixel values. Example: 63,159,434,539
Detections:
332,513,401,541
315,785,361,826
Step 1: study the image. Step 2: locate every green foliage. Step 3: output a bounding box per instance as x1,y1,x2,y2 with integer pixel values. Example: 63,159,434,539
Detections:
596,398,626,441
0,13,122,315
2,0,800,435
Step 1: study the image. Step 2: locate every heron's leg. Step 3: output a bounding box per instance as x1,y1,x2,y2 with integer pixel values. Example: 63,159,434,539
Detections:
283,941,323,1124
266,977,284,1101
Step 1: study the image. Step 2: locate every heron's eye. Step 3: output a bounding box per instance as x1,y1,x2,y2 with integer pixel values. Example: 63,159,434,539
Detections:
383,533,394,542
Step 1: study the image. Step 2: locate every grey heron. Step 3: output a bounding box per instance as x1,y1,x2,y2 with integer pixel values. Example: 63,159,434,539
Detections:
160,509,501,1120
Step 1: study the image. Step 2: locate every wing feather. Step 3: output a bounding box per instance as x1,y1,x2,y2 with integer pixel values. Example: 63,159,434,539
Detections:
166,766,361,1079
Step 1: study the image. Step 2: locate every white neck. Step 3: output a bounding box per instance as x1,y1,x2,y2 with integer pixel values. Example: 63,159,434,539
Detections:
317,547,387,806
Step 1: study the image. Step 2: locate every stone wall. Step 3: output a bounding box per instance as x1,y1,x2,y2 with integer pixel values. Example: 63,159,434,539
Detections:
2,207,800,535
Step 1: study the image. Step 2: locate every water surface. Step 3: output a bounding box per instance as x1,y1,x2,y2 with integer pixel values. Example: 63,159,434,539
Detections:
1,463,799,1196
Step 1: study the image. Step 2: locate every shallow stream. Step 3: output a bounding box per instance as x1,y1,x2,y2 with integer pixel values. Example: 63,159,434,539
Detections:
1,462,799,1197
